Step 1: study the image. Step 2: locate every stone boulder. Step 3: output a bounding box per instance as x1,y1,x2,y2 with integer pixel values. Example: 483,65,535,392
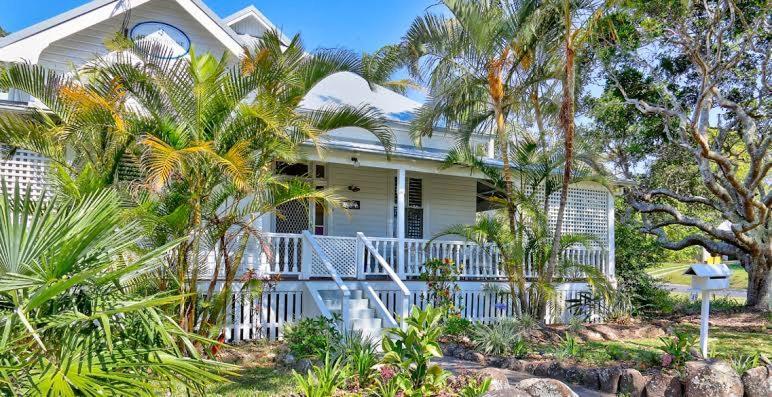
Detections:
742,366,771,397
684,360,743,397
293,358,313,374
516,378,578,397
579,368,601,390
560,363,583,384
477,368,510,392
644,371,683,397
504,357,524,372
618,368,648,397
484,387,530,397
597,366,623,394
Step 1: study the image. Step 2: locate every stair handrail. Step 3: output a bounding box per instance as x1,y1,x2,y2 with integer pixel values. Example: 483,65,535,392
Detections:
357,232,410,329
302,231,351,331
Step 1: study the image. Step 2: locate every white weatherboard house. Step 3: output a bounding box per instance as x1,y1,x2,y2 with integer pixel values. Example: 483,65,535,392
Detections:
0,0,617,340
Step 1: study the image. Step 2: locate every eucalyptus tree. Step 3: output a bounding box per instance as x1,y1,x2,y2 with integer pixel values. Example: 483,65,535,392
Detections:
0,184,232,395
600,0,771,307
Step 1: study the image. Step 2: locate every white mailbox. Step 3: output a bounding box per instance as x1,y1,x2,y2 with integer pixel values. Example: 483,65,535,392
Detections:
683,261,732,358
684,263,731,291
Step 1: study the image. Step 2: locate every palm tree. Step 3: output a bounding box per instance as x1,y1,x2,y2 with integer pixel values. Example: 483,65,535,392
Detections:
440,137,608,315
0,61,138,197
537,0,608,296
0,29,399,337
400,0,543,235
91,32,396,336
0,183,232,395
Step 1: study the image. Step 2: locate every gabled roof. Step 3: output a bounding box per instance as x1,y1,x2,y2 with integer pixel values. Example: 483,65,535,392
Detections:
222,5,290,45
0,0,245,59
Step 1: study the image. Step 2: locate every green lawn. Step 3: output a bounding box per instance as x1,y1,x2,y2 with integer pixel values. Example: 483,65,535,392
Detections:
567,323,771,368
206,365,297,397
169,342,298,397
648,262,748,289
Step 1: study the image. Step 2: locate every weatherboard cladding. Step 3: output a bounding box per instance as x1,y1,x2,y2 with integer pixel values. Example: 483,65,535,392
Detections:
38,1,229,73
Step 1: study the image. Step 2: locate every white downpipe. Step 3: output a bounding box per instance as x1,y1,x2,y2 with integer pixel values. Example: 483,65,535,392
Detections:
302,230,351,331
358,232,410,329
396,168,406,278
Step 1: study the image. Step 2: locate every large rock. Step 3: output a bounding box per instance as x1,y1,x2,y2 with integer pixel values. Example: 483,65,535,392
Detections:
293,358,313,374
597,366,623,394
484,387,530,397
560,364,583,384
516,378,578,397
488,356,505,368
505,357,525,372
579,368,601,390
477,368,510,391
530,361,554,377
618,368,648,397
684,360,743,397
742,366,771,397
645,371,683,397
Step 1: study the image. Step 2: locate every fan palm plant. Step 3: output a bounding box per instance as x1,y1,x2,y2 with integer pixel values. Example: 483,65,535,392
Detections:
0,183,232,395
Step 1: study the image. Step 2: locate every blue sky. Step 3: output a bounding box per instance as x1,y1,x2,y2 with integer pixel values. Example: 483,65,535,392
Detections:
0,0,436,53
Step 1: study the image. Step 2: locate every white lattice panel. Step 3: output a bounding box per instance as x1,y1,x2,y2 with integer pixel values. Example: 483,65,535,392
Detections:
311,236,357,277
0,146,49,198
526,185,609,245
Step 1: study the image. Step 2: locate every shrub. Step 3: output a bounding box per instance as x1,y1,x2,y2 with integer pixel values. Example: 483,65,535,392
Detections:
381,306,450,394
657,330,697,369
729,352,760,375
471,319,522,356
420,258,462,316
447,372,492,397
339,331,379,389
443,316,472,338
284,316,341,359
293,353,347,397
553,332,582,359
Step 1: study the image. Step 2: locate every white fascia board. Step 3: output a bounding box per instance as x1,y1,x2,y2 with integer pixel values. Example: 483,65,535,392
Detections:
222,5,290,44
0,0,153,63
0,0,244,63
182,0,245,56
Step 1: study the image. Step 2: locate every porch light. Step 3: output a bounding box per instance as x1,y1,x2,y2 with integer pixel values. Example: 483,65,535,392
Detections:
348,185,361,192
351,157,360,167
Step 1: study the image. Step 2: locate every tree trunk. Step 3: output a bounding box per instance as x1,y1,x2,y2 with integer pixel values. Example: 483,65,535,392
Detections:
745,253,771,309
541,3,575,319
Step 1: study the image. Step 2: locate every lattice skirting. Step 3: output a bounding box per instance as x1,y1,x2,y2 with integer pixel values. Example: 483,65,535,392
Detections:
208,281,600,342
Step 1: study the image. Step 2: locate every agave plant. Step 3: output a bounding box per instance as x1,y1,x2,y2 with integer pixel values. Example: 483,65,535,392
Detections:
0,183,232,395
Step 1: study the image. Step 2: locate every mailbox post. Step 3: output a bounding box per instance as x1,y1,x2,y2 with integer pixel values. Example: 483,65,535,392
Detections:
683,261,731,358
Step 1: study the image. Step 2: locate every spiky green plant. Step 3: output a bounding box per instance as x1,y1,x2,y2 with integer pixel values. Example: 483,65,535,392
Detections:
0,183,233,395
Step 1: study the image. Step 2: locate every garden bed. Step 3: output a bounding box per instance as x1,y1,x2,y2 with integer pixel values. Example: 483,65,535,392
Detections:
440,311,771,396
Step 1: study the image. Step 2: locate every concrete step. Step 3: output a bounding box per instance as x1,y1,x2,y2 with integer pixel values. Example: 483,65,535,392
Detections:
324,298,370,312
351,317,382,330
331,307,375,320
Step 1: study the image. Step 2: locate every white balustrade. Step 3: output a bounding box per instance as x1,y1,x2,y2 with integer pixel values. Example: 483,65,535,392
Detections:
204,232,610,281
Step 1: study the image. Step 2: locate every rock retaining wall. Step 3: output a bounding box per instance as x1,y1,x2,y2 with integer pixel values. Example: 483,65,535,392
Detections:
442,343,771,397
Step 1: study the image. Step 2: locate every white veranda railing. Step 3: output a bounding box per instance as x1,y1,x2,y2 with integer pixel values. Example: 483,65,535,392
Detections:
215,232,609,281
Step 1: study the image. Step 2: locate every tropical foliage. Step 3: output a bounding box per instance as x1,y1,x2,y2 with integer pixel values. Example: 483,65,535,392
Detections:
0,30,397,339
0,184,231,395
